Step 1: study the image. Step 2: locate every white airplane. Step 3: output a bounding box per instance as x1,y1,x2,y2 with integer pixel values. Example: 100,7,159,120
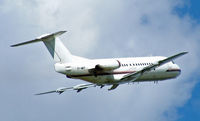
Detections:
11,31,187,95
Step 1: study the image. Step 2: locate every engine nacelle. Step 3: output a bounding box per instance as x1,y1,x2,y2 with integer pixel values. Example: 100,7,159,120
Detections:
95,60,120,70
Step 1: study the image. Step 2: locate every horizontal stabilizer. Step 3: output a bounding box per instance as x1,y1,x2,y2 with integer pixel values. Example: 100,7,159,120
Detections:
10,31,66,47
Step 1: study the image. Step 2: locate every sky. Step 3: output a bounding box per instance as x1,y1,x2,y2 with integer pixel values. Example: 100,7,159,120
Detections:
0,0,200,121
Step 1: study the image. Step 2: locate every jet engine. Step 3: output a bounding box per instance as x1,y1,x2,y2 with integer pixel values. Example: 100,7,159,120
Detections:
95,60,120,70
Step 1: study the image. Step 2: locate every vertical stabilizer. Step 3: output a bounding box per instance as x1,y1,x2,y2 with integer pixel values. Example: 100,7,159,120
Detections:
42,32,73,62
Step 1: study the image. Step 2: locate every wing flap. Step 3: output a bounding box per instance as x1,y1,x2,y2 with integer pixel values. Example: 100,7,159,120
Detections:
108,84,119,90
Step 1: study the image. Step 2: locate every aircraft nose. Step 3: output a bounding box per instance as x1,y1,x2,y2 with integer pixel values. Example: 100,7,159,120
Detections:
166,64,181,77
174,64,181,76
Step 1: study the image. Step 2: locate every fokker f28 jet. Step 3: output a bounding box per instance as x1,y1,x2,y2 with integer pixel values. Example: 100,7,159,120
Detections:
11,31,187,95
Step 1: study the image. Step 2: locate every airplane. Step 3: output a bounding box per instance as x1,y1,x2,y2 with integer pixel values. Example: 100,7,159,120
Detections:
10,31,188,95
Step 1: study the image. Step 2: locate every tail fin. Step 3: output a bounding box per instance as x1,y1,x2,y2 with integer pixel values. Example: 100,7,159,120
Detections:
11,31,74,63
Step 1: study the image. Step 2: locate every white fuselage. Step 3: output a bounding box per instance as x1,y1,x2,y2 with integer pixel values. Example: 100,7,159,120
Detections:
55,56,181,85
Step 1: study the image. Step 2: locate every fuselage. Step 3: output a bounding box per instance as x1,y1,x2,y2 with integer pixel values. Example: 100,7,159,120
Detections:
55,56,181,85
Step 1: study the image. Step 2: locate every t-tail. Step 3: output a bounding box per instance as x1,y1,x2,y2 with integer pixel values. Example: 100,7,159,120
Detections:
11,31,86,63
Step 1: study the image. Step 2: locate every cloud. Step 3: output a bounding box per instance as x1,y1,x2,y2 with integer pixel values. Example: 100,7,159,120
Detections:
0,0,199,121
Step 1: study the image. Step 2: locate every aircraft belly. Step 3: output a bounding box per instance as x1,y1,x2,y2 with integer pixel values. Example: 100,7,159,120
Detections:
75,75,117,85
138,71,179,81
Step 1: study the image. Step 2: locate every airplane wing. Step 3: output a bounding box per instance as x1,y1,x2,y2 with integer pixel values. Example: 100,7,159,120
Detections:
120,52,188,82
35,83,96,95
